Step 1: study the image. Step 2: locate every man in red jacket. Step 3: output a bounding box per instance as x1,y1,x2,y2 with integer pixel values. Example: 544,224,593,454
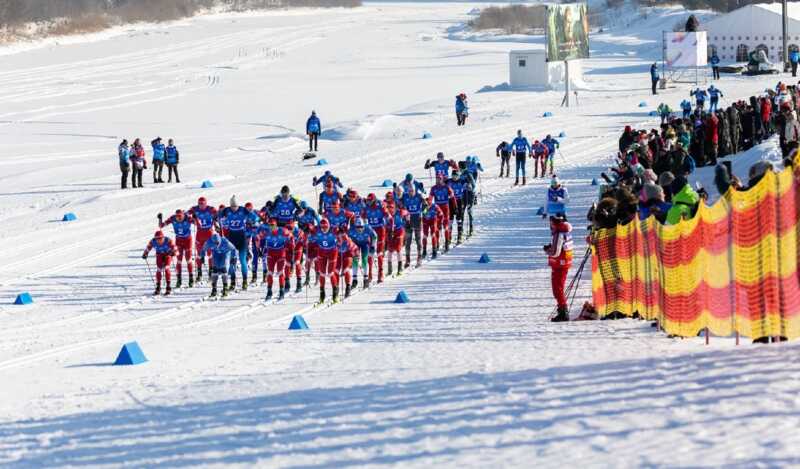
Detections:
544,214,573,322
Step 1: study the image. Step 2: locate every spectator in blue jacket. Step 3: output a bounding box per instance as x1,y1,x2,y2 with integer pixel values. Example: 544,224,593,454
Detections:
151,137,166,183
306,111,321,152
118,139,130,189
165,138,180,183
455,93,468,126
650,63,659,95
710,52,721,80
791,48,800,77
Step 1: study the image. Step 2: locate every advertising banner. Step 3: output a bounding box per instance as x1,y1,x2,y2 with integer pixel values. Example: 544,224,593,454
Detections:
545,3,590,62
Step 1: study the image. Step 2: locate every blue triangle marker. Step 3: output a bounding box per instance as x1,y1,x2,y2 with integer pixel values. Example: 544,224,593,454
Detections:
288,315,309,330
201,180,214,188
14,292,33,305
638,101,647,108
395,291,410,304
422,132,432,139
648,110,658,116
591,178,599,186
113,341,148,366
543,111,553,117
317,159,328,166
536,207,545,216
558,131,566,138
479,253,491,263
62,213,77,222
382,179,393,187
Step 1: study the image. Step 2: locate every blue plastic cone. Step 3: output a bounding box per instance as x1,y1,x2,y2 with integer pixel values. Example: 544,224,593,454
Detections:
479,253,491,263
536,207,545,216
62,213,77,222
113,342,148,366
543,111,553,117
13,292,33,305
395,291,410,304
317,159,328,166
201,180,214,188
638,101,647,108
648,110,658,117
382,179,393,187
288,315,309,330
558,131,566,138
591,178,599,186
422,132,432,139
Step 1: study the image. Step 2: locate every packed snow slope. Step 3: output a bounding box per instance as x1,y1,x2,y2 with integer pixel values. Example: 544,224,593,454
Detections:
1,3,799,467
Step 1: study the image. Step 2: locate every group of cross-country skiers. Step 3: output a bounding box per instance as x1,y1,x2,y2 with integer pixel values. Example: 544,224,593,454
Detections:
142,152,485,304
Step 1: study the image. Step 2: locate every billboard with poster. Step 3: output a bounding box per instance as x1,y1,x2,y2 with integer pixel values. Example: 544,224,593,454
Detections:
665,31,708,67
545,3,590,62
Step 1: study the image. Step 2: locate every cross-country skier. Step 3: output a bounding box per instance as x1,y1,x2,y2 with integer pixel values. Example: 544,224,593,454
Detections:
188,197,217,282
545,214,574,322
531,139,549,178
326,199,354,234
142,230,176,296
343,188,366,214
348,218,377,290
547,176,569,218
512,129,531,186
363,193,389,283
399,173,425,195
542,135,560,177
448,171,470,245
455,92,468,126
159,209,194,288
202,233,237,298
386,203,407,276
456,166,477,238
707,85,724,113
165,139,180,183
296,201,320,232
336,229,358,299
315,218,338,303
221,196,254,291
401,184,424,268
496,141,512,178
118,139,130,189
430,174,455,252
680,99,692,119
424,152,457,180
151,137,166,183
272,185,300,228
312,170,343,188
318,180,342,214
691,87,708,110
260,218,292,300
286,220,306,293
422,196,443,260
306,110,321,152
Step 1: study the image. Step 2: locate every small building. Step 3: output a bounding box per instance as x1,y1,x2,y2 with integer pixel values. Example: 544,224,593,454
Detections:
509,50,582,89
705,2,800,63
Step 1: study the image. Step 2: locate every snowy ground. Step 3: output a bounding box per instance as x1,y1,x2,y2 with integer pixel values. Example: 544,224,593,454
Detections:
1,2,799,467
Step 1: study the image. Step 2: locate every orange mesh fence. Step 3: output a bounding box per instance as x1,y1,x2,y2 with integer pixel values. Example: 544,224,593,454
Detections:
592,164,800,339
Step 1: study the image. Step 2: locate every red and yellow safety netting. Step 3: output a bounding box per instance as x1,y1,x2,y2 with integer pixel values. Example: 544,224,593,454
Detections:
592,164,800,339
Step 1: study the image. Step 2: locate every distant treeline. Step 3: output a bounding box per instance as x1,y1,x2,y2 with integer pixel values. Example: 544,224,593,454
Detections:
608,0,782,13
0,0,360,33
468,5,547,35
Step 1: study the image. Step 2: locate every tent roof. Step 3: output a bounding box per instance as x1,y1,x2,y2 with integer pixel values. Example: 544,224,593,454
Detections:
705,3,800,36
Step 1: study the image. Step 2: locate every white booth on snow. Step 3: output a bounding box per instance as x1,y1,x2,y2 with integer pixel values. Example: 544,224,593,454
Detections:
509,50,583,89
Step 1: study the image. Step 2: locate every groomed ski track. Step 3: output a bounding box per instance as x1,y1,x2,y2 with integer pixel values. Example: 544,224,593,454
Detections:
2,3,800,467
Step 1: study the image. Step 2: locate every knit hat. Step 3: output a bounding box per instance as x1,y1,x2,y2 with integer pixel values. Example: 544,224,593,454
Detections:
643,168,658,183
658,171,675,187
643,182,664,202
550,176,559,187
230,195,238,207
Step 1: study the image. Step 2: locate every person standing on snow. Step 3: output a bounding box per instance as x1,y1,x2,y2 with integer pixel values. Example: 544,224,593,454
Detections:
306,110,321,152
142,230,176,296
512,129,531,186
455,93,468,126
791,48,800,77
657,103,672,124
707,85,724,113
151,137,166,183
650,63,659,95
165,139,180,183
202,233,237,298
542,134,560,177
496,140,512,178
129,138,146,188
545,214,574,322
118,139,130,189
546,176,569,218
680,99,692,119
710,51,721,80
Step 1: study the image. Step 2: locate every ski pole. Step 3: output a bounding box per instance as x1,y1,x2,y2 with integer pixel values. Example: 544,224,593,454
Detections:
143,257,156,287
567,248,591,313
557,148,567,163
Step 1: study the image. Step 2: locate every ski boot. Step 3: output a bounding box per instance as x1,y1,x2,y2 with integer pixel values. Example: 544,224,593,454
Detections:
351,278,358,291
404,252,411,269
222,281,229,297
319,288,326,304
278,286,285,300
285,278,291,294
153,284,161,296
332,286,339,303
345,283,351,299
397,261,403,276
230,275,237,292
304,272,310,286
164,284,172,296
196,265,203,283
551,306,569,322
522,176,526,186
445,238,450,253
263,271,268,285
422,245,427,258
242,278,248,291
265,287,273,301
188,277,194,288
295,279,303,293
468,225,474,238
176,273,182,289
457,228,463,246
251,271,257,284
209,287,217,297
432,248,438,259
387,262,393,277
514,177,519,186
364,276,370,289
416,257,422,268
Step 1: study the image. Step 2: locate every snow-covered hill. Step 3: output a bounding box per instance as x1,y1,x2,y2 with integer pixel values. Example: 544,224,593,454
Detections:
0,2,797,467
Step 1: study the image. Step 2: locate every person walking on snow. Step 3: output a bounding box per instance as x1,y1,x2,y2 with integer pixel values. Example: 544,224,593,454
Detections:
496,140,512,178
165,139,180,183
159,209,195,288
707,85,723,113
118,139,130,189
130,138,146,188
142,230,176,296
545,214,574,322
650,63,659,95
202,233,237,298
151,137,166,183
512,129,531,186
455,92,468,126
306,110,321,152
546,176,569,218
691,87,708,110
542,135,560,177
